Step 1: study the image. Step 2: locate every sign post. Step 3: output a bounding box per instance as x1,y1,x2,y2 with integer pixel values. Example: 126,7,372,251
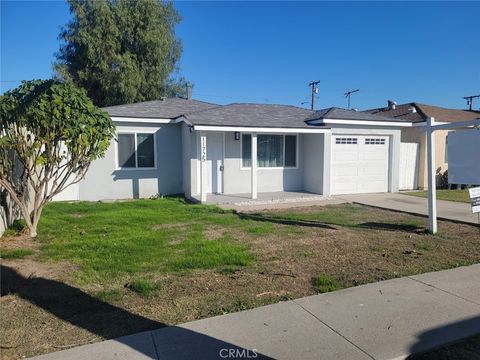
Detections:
425,118,480,234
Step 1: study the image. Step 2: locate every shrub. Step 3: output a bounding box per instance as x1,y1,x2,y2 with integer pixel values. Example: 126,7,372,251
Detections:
311,274,340,293
126,279,161,297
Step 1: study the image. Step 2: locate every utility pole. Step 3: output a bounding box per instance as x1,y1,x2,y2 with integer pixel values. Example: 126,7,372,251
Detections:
463,94,480,111
308,80,320,111
344,89,360,109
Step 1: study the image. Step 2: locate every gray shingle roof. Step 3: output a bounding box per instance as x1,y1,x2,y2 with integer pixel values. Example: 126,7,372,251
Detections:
102,98,218,119
365,103,480,123
102,97,413,128
183,103,315,128
306,107,405,122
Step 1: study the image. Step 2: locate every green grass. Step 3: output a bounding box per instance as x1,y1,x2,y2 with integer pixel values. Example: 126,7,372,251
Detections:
415,242,433,251
0,248,34,259
249,203,366,228
95,289,123,302
1,219,26,237
311,274,340,293
252,203,419,232
37,197,258,284
126,279,161,297
403,189,470,203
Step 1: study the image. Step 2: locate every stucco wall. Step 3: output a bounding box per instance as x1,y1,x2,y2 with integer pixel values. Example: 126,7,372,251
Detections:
78,122,183,201
303,133,325,194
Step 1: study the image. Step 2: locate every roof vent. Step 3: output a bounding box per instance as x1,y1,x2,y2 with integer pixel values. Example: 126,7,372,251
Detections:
408,106,417,113
387,100,397,110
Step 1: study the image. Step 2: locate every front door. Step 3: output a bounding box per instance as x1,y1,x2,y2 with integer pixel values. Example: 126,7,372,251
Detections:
206,133,224,194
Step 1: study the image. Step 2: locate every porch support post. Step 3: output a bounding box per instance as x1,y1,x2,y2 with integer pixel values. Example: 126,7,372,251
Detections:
251,133,257,199
426,117,437,234
322,132,332,196
200,132,207,203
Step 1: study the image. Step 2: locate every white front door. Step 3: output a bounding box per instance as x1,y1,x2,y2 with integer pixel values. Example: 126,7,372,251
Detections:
205,133,224,194
331,135,390,195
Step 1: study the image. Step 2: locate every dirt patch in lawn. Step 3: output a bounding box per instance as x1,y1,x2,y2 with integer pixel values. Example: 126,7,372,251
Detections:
1,204,480,359
0,234,42,251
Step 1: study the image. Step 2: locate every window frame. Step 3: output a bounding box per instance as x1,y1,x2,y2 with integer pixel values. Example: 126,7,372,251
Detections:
115,130,157,170
240,133,298,170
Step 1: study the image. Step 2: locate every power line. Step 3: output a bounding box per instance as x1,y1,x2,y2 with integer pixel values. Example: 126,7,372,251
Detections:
308,80,320,111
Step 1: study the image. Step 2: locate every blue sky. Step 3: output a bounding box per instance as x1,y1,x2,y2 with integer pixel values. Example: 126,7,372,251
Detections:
1,1,479,110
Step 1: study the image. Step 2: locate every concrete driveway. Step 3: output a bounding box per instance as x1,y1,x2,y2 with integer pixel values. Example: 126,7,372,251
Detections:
338,192,478,225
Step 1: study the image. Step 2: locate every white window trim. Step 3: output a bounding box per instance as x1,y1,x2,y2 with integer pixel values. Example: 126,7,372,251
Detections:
240,133,299,170
114,130,157,170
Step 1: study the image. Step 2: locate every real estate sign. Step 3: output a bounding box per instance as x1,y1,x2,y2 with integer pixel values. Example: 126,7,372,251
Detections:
447,130,480,185
469,187,480,214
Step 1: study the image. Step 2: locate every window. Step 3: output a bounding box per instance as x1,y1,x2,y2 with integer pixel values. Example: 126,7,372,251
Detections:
117,133,155,168
335,137,357,144
242,134,251,167
242,134,297,168
284,135,297,167
258,135,283,167
365,138,385,145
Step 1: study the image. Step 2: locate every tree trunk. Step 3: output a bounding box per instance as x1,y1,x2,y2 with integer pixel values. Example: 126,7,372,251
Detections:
28,205,44,238
28,226,38,238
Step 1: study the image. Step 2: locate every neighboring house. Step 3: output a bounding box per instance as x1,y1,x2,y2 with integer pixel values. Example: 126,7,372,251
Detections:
365,101,480,189
55,97,421,202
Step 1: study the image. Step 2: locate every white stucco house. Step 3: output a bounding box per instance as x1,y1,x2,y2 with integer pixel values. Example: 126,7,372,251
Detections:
53,96,424,204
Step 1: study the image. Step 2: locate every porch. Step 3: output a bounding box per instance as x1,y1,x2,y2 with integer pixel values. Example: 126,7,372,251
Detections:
191,190,327,206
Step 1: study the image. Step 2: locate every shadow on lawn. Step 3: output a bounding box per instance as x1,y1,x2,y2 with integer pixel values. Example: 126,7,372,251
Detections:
238,213,422,233
0,265,273,359
356,222,423,232
237,213,337,229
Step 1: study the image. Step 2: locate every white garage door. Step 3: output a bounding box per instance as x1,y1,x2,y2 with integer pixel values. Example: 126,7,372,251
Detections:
331,135,389,195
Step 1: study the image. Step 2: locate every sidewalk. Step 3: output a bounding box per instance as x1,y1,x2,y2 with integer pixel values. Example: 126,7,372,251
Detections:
339,193,478,225
30,264,480,360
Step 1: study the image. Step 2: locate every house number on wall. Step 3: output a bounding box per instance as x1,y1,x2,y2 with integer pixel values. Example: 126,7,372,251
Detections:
201,136,207,162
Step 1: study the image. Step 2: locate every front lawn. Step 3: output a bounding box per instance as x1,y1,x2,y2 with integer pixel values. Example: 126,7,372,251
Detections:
403,189,471,203
1,197,479,359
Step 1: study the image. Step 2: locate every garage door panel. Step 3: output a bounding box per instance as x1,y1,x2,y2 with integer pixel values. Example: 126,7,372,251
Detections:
332,182,357,194
333,166,359,176
358,180,387,193
359,166,387,176
332,135,389,195
360,151,387,161
333,150,359,162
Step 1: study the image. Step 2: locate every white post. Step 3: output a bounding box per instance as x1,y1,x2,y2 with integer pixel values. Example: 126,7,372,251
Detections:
426,117,437,234
200,133,207,203
251,133,257,199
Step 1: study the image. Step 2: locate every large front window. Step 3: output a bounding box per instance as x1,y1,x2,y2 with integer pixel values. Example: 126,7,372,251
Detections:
117,133,155,168
242,134,297,168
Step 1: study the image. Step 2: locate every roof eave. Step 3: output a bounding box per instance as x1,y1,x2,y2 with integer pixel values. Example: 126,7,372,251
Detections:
308,118,416,127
